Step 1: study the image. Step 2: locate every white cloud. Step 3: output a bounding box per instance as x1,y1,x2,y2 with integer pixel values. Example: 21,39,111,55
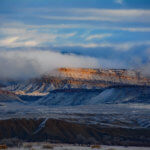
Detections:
0,24,77,48
115,0,124,5
86,34,112,41
0,36,19,46
1,22,150,49
24,41,38,46
0,22,150,50
110,27,150,32
57,41,150,51
0,27,27,35
28,24,150,32
40,8,150,23
0,36,39,47
42,16,113,22
0,50,99,79
60,32,76,38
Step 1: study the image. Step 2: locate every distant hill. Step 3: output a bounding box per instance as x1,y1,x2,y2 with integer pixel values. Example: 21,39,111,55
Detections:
3,68,150,96
36,87,150,106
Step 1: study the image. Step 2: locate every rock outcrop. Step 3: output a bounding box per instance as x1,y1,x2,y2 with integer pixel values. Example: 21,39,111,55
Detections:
4,68,150,96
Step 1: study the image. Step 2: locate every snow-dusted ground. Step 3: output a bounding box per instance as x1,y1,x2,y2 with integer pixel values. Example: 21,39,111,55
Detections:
0,103,150,148
36,87,150,106
0,103,150,128
5,143,150,150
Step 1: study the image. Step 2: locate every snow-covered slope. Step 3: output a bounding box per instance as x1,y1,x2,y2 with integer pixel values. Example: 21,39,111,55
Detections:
3,68,150,96
36,87,150,106
89,87,150,104
37,89,102,106
0,89,23,103
2,68,150,105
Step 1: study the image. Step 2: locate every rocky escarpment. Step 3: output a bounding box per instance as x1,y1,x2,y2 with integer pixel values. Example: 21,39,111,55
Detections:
57,68,150,86
4,68,150,96
0,118,150,146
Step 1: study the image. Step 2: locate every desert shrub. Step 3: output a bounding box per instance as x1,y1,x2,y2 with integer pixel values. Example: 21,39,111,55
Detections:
23,143,33,148
42,144,54,149
0,145,7,149
107,148,116,150
76,134,98,145
91,145,101,149
0,138,22,147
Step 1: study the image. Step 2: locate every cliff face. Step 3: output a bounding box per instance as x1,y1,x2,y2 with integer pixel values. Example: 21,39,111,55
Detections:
58,68,149,85
4,68,150,96
36,68,150,88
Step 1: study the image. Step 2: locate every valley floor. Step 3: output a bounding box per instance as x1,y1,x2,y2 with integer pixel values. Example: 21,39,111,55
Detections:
4,143,150,150
1,103,150,129
0,103,150,147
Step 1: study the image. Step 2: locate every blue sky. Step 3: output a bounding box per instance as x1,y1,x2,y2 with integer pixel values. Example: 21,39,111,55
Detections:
0,0,150,77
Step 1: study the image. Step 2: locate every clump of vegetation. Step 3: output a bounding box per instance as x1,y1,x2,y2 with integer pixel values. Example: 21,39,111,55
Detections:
0,138,22,147
91,145,101,149
76,134,98,145
23,143,33,148
42,143,54,149
0,145,7,149
107,148,116,150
